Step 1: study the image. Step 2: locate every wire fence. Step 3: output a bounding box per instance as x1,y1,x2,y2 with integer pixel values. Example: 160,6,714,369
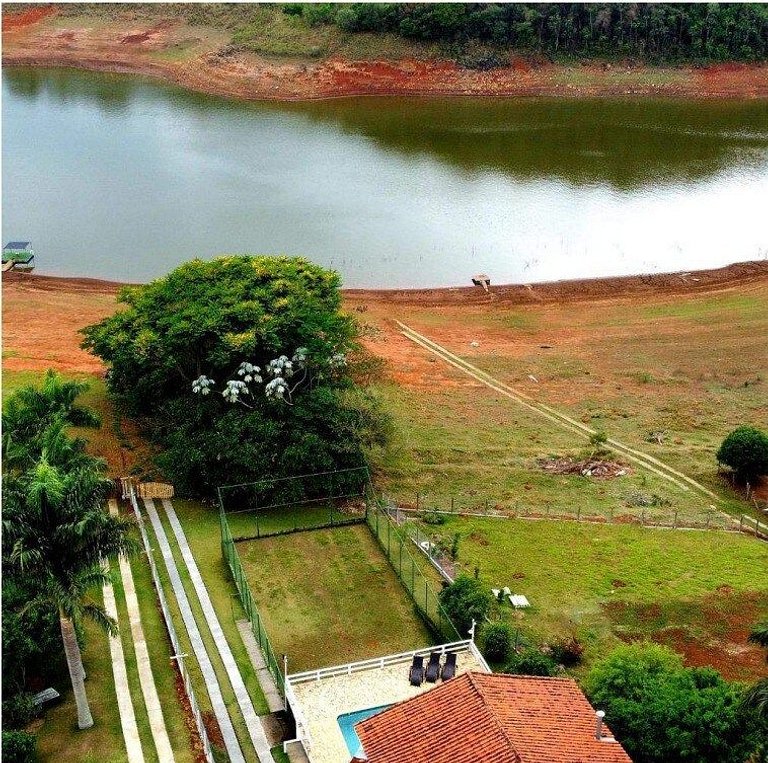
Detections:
126,490,215,763
396,492,746,533
220,507,286,697
366,502,462,643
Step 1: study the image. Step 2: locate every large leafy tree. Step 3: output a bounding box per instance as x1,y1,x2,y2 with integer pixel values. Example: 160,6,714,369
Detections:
3,462,135,729
82,256,389,495
585,642,762,763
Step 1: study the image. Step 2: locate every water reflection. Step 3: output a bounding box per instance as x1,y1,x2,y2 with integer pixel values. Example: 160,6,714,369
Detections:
277,96,768,189
2,67,767,287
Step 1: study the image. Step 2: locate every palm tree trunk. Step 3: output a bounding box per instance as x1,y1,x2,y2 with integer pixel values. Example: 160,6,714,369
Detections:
59,611,94,729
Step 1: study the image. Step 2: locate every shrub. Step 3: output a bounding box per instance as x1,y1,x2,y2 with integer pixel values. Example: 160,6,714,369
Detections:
482,622,513,663
422,510,445,525
717,426,768,481
505,648,559,677
1,731,36,763
585,642,762,763
548,636,585,667
438,574,493,636
1,694,37,730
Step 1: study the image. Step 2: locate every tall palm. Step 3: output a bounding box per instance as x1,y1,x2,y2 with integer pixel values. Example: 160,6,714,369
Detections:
4,459,135,729
2,369,101,472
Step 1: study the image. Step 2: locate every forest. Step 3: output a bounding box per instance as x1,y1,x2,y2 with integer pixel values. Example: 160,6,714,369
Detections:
288,3,768,63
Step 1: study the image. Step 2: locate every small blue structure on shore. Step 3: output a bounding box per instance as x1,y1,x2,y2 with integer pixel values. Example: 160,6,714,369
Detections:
2,241,35,272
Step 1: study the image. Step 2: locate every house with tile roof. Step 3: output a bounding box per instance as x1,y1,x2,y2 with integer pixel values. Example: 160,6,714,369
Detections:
354,671,633,763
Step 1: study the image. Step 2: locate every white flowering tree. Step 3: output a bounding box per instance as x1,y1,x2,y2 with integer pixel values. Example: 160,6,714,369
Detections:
192,348,347,407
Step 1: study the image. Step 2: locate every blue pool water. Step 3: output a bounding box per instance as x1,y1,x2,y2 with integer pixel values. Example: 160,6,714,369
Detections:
337,705,392,757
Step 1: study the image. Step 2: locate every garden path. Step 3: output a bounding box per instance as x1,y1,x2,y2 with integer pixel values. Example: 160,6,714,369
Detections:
143,498,246,763
161,499,273,762
108,499,175,761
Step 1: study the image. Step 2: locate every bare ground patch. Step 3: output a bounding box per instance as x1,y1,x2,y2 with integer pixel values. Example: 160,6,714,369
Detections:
605,590,768,681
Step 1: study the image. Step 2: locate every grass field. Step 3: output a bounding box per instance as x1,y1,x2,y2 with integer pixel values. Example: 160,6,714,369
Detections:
404,513,768,680
361,282,768,524
237,524,433,672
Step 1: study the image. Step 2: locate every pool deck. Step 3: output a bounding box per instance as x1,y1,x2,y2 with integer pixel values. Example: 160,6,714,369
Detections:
286,640,489,763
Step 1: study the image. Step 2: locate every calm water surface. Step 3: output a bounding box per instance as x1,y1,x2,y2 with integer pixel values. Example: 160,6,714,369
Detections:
3,67,768,287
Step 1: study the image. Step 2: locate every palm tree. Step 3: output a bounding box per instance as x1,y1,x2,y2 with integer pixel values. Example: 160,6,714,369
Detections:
4,459,135,729
2,369,101,472
743,621,768,727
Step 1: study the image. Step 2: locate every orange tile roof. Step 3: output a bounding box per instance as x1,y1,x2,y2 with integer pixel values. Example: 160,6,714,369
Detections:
355,672,633,763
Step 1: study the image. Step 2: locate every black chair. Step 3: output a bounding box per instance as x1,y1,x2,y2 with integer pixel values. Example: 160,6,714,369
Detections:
425,651,441,683
409,655,425,686
441,652,457,681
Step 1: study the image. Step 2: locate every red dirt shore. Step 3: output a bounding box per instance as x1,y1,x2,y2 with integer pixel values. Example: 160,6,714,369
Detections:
3,261,767,377
3,7,768,101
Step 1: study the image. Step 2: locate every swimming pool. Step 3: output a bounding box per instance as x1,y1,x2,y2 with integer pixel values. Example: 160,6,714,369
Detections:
337,705,392,757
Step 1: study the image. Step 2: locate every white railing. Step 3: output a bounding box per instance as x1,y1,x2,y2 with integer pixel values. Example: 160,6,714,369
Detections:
287,639,476,684
284,677,314,756
127,489,216,763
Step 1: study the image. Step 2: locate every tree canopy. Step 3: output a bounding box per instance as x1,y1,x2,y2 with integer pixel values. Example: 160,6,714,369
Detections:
298,3,768,63
584,642,763,763
716,425,768,481
82,256,389,495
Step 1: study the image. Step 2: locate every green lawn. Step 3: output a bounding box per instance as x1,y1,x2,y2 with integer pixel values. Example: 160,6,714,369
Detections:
411,513,768,679
32,613,128,763
237,524,433,672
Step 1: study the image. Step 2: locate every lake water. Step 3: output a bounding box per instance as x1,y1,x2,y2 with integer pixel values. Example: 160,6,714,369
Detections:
3,67,768,287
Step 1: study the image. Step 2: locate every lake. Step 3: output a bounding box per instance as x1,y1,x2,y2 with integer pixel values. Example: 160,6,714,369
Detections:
3,66,768,287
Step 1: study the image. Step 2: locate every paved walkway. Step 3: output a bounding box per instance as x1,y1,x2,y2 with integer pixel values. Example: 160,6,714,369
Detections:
143,498,245,763
102,558,145,763
109,499,175,762
162,499,273,762
236,620,284,713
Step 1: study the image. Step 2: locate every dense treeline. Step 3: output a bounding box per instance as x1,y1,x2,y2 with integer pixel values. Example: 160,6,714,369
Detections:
288,3,768,63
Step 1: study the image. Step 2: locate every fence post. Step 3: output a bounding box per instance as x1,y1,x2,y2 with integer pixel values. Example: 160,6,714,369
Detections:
451,496,455,513
576,506,581,521
485,498,489,513
416,492,420,511
740,515,744,533
673,510,678,529
641,508,645,525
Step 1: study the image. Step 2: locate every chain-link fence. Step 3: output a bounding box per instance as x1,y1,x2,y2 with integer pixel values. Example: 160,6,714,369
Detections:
218,467,371,541
220,507,285,696
127,491,215,763
366,502,462,643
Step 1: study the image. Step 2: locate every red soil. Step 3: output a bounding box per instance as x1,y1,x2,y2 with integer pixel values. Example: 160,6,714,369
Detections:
2,5,55,31
3,7,768,102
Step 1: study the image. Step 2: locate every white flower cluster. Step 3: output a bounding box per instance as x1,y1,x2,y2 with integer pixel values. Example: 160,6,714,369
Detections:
265,377,289,400
222,379,249,403
329,352,347,369
192,375,215,395
267,355,294,379
237,362,262,384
